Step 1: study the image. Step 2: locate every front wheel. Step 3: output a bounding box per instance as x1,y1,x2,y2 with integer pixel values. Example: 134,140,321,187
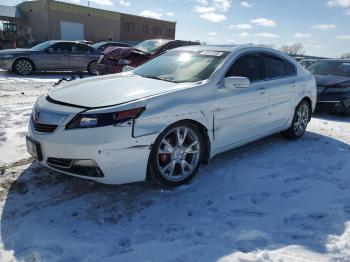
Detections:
14,58,33,75
148,122,205,187
87,61,97,75
282,100,311,139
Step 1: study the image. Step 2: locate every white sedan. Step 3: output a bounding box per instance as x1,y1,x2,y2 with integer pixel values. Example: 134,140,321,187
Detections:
26,45,317,186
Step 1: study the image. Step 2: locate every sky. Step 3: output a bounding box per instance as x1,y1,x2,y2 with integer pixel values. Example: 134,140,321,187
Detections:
1,0,350,57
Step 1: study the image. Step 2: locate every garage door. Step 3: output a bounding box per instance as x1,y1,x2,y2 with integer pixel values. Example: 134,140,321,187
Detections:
60,21,84,40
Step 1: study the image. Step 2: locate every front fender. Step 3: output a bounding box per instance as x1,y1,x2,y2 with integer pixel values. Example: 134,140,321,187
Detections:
132,84,214,138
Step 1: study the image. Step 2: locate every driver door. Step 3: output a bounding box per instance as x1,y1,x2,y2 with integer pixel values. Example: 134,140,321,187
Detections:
213,53,271,151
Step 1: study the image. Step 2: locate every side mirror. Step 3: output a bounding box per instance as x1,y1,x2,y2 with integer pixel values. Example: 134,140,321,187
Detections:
47,48,54,54
122,66,135,72
224,76,250,89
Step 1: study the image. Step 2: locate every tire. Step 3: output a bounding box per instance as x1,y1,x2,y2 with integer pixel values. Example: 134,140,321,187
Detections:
87,61,97,75
13,58,34,75
148,122,205,187
341,106,350,117
282,100,311,139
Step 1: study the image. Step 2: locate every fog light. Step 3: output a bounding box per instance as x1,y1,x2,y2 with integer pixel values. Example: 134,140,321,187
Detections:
73,159,98,167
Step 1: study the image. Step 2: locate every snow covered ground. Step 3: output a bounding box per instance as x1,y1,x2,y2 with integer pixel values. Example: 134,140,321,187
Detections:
0,71,350,262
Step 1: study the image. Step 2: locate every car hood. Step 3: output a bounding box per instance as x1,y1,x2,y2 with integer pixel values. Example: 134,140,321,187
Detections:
314,74,350,87
103,46,135,60
48,74,188,108
0,48,33,54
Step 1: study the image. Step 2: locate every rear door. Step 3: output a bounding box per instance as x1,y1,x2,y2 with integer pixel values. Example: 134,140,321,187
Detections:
261,53,296,129
213,53,271,151
69,43,91,70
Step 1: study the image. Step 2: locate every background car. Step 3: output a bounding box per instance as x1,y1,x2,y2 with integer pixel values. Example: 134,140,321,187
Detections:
95,39,200,75
307,59,350,116
91,41,132,52
0,40,102,75
299,58,317,68
27,45,316,186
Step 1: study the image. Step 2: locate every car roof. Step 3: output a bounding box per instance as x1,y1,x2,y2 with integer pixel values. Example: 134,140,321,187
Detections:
47,40,89,44
317,59,350,63
172,44,283,53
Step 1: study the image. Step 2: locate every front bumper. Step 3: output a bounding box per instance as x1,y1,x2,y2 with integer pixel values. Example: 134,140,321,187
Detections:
0,59,14,71
96,63,124,75
27,97,157,185
316,92,350,114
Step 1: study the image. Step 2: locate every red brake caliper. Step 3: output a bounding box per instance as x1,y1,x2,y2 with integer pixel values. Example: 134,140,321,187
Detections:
160,153,170,164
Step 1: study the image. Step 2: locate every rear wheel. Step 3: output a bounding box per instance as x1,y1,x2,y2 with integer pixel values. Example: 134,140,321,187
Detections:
14,58,33,75
282,100,311,139
148,122,205,187
87,61,97,75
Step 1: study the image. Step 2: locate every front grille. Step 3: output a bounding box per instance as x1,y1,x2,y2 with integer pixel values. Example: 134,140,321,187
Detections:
100,57,118,66
32,119,58,133
47,158,104,178
47,158,73,169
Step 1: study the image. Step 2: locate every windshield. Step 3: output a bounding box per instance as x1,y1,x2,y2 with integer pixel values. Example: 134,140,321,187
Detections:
307,60,350,77
31,41,54,51
91,42,107,50
134,40,169,54
133,50,229,83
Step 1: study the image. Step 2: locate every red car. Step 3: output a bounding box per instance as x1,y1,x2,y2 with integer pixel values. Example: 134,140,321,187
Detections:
96,39,200,75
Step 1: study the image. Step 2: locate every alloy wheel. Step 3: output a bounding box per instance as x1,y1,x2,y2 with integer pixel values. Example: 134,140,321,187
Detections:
293,103,309,136
88,61,97,74
156,126,201,182
15,60,33,75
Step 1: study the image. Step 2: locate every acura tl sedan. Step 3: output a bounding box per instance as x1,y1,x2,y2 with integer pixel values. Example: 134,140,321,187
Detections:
26,45,316,186
0,40,102,75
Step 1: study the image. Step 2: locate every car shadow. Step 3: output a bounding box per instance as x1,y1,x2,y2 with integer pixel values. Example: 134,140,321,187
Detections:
1,130,350,261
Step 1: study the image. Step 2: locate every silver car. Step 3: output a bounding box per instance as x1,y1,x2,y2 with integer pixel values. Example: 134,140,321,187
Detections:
0,41,102,75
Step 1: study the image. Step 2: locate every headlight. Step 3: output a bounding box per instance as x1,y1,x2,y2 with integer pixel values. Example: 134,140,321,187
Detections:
324,87,350,93
1,54,13,59
66,107,145,129
118,59,131,65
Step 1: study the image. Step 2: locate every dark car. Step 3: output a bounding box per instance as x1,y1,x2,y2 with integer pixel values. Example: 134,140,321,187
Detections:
91,41,131,52
299,58,317,68
0,40,102,75
96,39,200,75
307,59,350,115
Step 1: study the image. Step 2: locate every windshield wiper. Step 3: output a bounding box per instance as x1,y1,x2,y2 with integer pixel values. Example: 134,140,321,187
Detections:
140,75,177,83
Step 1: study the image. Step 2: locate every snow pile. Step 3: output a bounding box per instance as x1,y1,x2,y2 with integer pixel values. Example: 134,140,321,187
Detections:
0,74,350,261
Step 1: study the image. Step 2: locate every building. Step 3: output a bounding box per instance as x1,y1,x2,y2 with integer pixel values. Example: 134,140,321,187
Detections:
0,0,176,46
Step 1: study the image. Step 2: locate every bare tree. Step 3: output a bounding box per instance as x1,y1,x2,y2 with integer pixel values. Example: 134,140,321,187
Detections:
280,43,305,55
342,53,350,59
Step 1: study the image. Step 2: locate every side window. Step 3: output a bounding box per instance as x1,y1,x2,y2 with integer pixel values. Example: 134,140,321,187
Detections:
226,54,263,82
285,60,296,76
52,43,74,52
75,44,91,53
263,55,286,79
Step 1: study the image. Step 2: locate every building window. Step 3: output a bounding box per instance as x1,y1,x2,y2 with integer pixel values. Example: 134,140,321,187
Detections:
143,24,149,34
166,28,172,37
124,22,135,33
153,26,162,36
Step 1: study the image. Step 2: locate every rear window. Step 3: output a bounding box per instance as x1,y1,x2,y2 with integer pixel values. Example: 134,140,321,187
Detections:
285,60,296,76
263,55,286,79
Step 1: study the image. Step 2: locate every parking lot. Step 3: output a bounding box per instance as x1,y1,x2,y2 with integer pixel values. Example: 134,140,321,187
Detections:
0,72,350,261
